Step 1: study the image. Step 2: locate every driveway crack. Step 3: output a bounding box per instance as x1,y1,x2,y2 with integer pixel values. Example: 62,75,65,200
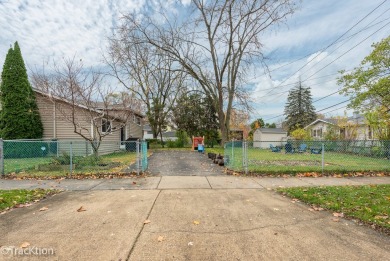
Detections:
126,190,162,261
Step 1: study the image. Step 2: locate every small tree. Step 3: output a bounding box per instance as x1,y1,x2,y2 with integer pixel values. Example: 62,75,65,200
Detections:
290,128,311,140
284,81,317,133
0,42,43,139
338,36,390,138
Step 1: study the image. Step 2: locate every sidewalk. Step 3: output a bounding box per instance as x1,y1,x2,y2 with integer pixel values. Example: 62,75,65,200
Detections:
1,176,390,260
1,175,390,190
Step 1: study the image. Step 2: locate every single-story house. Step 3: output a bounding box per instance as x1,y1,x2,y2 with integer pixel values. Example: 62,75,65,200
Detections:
304,113,373,140
34,89,144,155
253,128,288,148
143,124,154,140
162,131,177,141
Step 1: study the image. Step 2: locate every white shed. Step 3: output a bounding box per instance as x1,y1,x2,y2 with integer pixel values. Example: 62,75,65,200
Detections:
253,128,288,148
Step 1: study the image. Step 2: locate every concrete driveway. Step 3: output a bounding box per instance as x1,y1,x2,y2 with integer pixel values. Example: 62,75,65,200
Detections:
1,187,389,260
147,150,224,176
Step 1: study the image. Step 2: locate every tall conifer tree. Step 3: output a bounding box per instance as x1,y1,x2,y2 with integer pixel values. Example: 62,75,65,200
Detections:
0,42,43,139
284,81,316,133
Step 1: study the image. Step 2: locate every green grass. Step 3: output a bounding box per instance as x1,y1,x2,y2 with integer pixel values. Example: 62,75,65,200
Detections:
3,151,139,177
224,148,390,174
278,185,390,234
0,189,58,211
4,157,52,174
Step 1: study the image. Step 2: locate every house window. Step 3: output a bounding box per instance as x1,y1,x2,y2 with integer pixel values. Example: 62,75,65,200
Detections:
102,118,111,133
136,117,141,126
312,129,322,138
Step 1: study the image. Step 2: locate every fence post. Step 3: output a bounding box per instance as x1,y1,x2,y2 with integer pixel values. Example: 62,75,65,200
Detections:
231,141,234,169
242,141,248,175
69,141,73,175
0,139,4,176
321,143,325,174
136,140,140,175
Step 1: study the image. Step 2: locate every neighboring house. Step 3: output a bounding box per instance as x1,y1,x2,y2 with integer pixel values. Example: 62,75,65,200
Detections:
143,124,154,140
304,113,373,140
161,131,177,141
34,89,144,155
253,128,288,148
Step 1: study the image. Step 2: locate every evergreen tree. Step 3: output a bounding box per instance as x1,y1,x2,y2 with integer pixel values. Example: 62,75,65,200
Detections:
172,93,219,146
0,42,43,139
284,81,316,133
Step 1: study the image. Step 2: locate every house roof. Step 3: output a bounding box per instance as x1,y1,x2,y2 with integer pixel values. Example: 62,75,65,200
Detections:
305,114,367,129
34,88,144,118
143,124,152,131
162,131,176,137
256,128,287,134
304,119,338,129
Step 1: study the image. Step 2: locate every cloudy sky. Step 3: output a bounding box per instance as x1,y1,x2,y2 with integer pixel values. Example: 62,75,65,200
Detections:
1,0,389,124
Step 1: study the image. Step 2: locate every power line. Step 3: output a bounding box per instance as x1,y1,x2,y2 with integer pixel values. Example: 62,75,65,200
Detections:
262,99,351,122
258,16,389,105
302,20,390,82
259,12,390,78
323,105,348,115
316,100,350,113
259,0,388,99
312,89,341,103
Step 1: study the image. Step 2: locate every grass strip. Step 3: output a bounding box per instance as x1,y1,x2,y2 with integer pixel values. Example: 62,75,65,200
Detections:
278,185,390,234
0,189,58,211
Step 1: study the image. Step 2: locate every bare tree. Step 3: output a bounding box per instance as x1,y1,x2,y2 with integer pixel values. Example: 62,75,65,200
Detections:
113,0,297,143
32,57,139,155
105,35,185,143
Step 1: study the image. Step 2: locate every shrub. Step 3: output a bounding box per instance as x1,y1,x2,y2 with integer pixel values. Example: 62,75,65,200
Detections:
290,128,311,140
175,130,189,148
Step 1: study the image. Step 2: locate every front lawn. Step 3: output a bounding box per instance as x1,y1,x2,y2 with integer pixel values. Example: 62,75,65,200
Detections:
3,151,139,177
224,148,390,174
0,189,58,211
278,185,390,234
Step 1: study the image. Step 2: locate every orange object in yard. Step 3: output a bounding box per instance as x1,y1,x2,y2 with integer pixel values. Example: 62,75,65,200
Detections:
192,136,205,151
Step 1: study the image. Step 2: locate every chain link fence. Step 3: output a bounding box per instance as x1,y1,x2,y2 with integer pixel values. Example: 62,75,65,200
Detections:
224,140,390,175
0,139,148,177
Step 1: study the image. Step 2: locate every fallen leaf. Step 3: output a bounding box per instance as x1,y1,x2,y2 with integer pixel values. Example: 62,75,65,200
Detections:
144,220,151,224
20,242,30,248
333,212,344,218
77,206,86,212
188,242,194,246
157,236,164,242
132,181,137,185
332,218,340,222
39,207,49,212
374,215,388,220
273,208,279,211
193,220,200,225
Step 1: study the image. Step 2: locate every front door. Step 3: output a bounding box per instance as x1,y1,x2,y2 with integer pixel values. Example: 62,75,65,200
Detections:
120,127,125,144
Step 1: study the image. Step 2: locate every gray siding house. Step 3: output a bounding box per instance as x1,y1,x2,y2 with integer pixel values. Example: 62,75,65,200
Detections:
34,89,144,155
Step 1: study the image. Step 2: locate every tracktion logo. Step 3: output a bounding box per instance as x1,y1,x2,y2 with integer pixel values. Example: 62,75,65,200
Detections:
1,245,55,256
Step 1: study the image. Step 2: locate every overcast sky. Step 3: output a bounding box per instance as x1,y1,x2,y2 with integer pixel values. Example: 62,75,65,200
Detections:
1,0,389,124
